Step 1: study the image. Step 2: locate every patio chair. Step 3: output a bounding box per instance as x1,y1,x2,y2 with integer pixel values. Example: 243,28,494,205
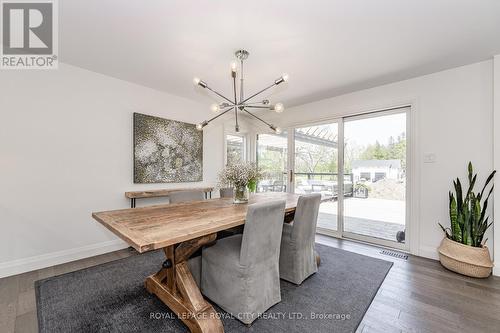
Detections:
272,180,286,192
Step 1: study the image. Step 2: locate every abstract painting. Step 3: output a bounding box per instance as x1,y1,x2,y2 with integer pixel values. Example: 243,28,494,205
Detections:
133,113,203,183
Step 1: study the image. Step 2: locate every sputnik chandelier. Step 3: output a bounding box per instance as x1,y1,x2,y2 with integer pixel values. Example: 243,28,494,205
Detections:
194,49,288,134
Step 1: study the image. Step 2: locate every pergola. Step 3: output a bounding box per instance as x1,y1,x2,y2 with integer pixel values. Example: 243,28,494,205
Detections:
295,125,338,148
257,123,338,149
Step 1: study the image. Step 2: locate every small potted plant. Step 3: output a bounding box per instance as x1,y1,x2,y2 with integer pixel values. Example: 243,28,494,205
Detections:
437,162,496,278
217,162,262,204
354,182,370,198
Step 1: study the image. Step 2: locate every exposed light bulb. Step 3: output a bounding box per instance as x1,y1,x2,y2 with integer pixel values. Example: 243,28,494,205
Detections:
196,120,208,131
274,74,289,85
193,77,201,85
230,61,238,72
275,127,282,134
210,103,220,113
274,102,285,113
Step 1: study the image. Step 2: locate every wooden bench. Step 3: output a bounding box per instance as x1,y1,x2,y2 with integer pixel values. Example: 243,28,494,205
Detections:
125,187,214,208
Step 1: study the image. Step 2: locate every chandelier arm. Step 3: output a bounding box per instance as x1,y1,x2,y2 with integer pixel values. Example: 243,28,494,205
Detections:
205,85,235,105
242,108,274,129
244,101,268,105
244,105,271,109
204,107,234,124
240,82,276,105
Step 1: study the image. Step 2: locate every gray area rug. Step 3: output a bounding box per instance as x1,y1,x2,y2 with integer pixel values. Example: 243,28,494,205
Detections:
36,244,392,333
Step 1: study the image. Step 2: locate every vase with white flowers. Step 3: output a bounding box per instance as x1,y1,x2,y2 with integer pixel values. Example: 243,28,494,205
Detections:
217,162,263,203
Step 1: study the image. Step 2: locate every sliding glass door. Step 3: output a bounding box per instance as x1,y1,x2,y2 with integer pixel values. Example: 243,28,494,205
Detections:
342,110,407,247
254,107,409,249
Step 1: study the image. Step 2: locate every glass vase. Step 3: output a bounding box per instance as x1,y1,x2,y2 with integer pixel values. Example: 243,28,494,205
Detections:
233,184,249,204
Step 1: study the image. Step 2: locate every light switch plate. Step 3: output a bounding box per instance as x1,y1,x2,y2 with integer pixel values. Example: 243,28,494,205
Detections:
423,153,437,163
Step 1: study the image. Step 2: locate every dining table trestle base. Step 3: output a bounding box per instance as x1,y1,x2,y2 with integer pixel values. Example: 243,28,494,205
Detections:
144,233,224,333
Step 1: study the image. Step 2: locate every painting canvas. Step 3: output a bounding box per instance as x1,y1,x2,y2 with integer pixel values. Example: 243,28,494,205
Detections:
133,113,203,183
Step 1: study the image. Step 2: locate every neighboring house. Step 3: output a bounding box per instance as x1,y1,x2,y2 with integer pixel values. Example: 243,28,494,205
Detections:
351,159,403,182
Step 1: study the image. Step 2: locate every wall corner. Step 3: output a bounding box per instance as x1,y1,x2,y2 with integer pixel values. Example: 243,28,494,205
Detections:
493,55,500,274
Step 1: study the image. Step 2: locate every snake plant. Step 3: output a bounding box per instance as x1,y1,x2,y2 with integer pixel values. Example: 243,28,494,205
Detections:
438,162,496,247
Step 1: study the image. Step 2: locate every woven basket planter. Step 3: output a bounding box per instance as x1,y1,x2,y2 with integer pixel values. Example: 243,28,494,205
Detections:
438,237,493,278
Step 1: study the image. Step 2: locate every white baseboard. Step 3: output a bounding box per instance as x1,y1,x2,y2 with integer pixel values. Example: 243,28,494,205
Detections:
414,245,440,260
0,239,128,279
493,266,500,277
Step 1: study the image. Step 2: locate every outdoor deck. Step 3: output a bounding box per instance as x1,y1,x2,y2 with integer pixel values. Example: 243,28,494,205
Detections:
316,198,405,242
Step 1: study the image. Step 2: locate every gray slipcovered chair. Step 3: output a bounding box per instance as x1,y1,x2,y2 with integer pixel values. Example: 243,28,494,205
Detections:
201,200,286,325
279,193,321,285
168,190,205,204
187,256,202,287
219,188,234,198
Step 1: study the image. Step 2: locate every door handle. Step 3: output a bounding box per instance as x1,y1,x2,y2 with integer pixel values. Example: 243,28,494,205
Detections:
289,169,294,183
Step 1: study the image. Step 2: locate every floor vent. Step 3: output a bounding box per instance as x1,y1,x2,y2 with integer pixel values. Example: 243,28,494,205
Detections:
380,250,408,260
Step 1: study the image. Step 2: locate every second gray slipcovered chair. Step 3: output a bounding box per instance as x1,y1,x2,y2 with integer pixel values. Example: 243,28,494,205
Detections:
219,188,234,198
168,190,205,204
201,200,286,325
279,193,321,285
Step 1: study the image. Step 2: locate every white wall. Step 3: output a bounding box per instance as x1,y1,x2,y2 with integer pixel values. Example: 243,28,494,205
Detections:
0,63,224,277
265,61,495,267
494,55,500,277
0,60,496,277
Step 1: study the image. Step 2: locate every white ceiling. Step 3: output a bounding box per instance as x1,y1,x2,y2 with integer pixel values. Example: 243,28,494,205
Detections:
60,0,500,108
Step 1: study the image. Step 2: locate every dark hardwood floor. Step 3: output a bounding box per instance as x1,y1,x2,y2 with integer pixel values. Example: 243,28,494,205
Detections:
316,235,500,333
1,236,499,333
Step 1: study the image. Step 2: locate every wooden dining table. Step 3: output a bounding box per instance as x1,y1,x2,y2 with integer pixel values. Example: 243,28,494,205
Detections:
92,192,302,333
